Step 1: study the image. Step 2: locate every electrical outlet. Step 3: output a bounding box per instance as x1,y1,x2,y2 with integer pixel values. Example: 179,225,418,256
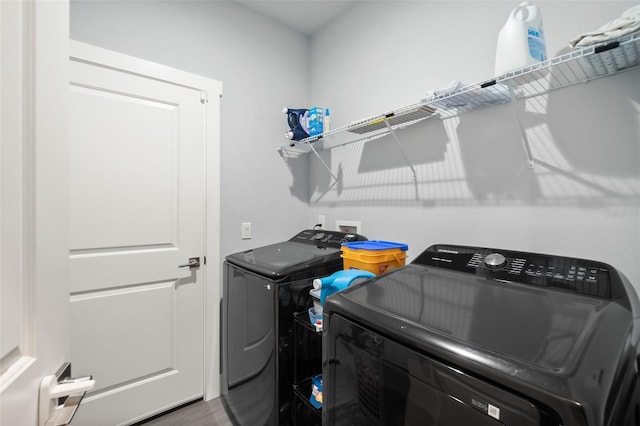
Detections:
336,220,361,234
241,222,251,239
318,215,325,229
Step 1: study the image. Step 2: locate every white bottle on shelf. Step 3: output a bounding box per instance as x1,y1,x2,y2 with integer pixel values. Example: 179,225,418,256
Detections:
323,108,331,132
494,1,547,76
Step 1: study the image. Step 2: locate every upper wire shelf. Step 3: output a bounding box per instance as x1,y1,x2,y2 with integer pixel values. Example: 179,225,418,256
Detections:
277,31,640,152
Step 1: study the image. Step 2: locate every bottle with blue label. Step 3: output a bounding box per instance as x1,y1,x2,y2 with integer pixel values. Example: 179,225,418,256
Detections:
494,1,547,76
323,108,331,132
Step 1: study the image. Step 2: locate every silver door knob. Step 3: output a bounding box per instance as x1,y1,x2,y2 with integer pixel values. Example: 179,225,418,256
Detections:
178,257,200,269
39,375,95,426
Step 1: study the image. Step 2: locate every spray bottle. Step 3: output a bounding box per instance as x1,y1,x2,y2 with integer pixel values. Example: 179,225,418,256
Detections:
323,108,331,132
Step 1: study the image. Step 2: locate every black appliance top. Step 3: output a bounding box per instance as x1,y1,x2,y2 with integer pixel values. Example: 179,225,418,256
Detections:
225,229,366,279
324,244,640,424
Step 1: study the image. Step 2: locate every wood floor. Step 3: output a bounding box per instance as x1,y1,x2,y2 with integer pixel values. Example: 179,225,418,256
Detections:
138,397,234,426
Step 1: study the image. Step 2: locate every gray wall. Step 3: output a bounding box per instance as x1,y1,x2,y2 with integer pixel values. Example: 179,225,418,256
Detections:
307,1,640,290
71,1,640,291
71,0,312,258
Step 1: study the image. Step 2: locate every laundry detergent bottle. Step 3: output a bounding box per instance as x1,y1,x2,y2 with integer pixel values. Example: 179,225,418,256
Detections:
283,107,310,141
313,269,375,305
494,1,547,76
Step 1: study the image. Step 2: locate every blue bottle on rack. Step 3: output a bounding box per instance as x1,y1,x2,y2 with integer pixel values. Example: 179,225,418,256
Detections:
312,269,375,305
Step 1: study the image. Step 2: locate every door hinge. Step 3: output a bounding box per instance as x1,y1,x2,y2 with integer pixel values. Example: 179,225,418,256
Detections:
200,91,208,104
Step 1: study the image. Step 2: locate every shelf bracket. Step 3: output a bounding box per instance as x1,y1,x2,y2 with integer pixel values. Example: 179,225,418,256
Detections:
308,142,338,182
383,119,418,181
507,84,535,169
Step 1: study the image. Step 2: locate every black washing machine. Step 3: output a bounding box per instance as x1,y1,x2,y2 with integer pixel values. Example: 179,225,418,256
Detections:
323,244,640,426
221,229,366,426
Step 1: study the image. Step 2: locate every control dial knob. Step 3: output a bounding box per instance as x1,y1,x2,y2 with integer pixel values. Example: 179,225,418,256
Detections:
484,253,507,269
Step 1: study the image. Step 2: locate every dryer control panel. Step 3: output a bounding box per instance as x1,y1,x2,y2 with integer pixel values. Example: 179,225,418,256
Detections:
413,244,616,300
290,229,367,248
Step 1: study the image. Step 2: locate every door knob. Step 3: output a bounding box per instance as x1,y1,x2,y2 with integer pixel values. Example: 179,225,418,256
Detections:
39,375,95,426
178,257,200,269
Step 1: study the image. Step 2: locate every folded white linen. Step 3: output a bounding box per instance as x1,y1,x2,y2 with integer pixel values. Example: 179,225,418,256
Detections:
569,5,640,47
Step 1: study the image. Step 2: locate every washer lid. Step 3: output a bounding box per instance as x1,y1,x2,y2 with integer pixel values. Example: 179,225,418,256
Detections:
334,265,624,371
225,240,341,278
326,262,636,410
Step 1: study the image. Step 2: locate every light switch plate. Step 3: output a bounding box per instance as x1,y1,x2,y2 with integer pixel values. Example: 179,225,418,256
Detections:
241,222,251,239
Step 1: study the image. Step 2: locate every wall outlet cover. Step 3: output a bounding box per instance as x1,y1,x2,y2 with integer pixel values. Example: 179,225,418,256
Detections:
336,220,361,234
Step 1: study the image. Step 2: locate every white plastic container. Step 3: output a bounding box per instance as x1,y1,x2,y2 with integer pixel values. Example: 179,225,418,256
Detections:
310,288,322,315
323,108,331,132
494,1,547,76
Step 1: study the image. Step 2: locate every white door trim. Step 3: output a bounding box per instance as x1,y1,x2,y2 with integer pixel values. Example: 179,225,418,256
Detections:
1,1,70,424
69,40,223,400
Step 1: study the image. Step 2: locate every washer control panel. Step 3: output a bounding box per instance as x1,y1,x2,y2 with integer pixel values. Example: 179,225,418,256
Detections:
291,229,367,248
415,244,614,299
482,253,507,269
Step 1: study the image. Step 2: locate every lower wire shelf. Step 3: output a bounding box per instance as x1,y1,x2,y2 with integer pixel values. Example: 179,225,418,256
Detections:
293,377,321,425
293,312,322,425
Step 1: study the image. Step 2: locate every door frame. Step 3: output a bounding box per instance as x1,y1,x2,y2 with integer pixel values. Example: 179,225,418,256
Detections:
69,40,223,400
1,1,70,424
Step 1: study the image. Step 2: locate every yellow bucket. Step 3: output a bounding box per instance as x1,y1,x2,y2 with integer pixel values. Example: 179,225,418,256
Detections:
341,240,408,275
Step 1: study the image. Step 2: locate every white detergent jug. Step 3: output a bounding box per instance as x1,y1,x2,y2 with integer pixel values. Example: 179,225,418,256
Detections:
494,1,547,76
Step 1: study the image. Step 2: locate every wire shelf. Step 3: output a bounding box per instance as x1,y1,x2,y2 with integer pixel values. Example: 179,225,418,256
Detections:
277,31,640,154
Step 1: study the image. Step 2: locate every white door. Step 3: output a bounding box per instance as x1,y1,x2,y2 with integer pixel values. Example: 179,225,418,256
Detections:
1,1,71,425
67,51,207,425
